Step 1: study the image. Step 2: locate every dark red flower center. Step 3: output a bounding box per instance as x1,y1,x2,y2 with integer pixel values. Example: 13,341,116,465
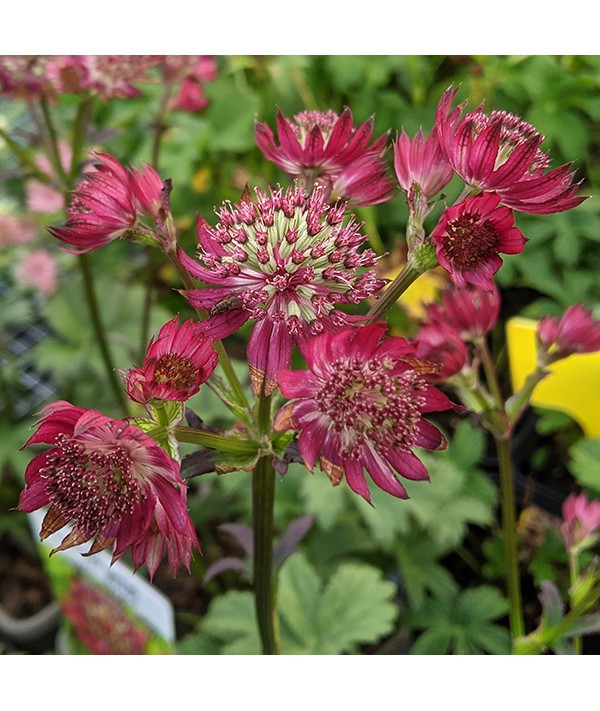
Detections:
442,213,499,270
316,357,427,458
41,433,145,535
152,353,198,390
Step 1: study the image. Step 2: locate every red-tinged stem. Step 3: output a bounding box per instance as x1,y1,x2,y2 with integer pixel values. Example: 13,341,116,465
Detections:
252,390,280,654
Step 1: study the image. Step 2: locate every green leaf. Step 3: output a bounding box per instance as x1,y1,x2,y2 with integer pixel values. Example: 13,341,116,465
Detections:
201,590,260,654
568,438,600,495
406,585,510,655
314,561,397,654
196,554,397,655
299,464,346,532
277,551,322,652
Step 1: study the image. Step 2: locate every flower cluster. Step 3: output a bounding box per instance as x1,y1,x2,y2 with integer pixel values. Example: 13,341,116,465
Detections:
119,316,218,405
13,79,595,588
62,579,150,654
255,108,393,206
49,152,169,253
19,401,199,578
180,183,384,393
274,323,453,501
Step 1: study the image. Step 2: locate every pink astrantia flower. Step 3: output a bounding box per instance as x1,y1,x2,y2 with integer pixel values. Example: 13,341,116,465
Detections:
425,283,501,343
414,322,468,381
48,152,168,253
46,55,159,99
393,128,454,199
430,192,526,289
255,108,393,206
436,86,586,215
62,579,149,654
19,401,199,578
0,214,38,246
274,324,453,502
160,56,217,112
14,249,58,295
179,183,384,394
560,492,600,552
0,55,55,99
538,304,600,361
119,316,218,405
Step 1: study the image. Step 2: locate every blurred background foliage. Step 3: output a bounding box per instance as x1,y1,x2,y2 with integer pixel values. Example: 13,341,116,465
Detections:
1,55,599,654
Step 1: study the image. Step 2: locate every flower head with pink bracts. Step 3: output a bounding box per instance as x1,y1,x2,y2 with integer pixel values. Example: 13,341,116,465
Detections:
119,316,218,405
436,86,587,215
537,304,600,362
62,579,150,654
48,152,169,253
560,492,600,553
180,183,384,394
394,127,454,200
274,323,453,502
160,55,218,112
431,192,526,289
14,249,58,295
0,55,55,99
255,108,393,206
425,283,501,343
45,55,160,99
19,401,199,578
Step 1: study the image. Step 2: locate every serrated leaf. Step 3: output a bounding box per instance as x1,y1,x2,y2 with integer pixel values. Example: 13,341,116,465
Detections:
277,552,322,651
568,438,600,495
201,590,258,644
315,562,397,654
455,585,509,623
405,585,509,655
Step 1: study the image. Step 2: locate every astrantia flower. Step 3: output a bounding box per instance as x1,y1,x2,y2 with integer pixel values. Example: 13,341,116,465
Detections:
436,86,586,214
19,401,199,578
14,249,58,295
180,184,384,394
48,152,168,253
274,324,453,502
160,55,217,112
537,304,600,361
425,283,501,343
0,55,54,99
46,55,159,99
119,316,218,405
62,579,149,655
393,128,454,199
414,322,468,381
560,492,600,553
431,192,526,289
255,108,393,206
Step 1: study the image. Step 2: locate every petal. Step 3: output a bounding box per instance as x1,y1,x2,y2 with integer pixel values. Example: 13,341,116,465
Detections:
247,319,293,395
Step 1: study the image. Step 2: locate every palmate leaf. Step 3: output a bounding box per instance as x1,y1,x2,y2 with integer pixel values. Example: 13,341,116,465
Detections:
405,585,510,655
182,553,398,654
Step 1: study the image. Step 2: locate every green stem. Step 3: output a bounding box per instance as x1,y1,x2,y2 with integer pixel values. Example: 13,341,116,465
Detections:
0,126,51,183
78,253,130,417
568,552,583,654
367,263,421,322
173,426,259,455
39,98,69,184
252,390,279,654
69,97,94,184
495,435,525,644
